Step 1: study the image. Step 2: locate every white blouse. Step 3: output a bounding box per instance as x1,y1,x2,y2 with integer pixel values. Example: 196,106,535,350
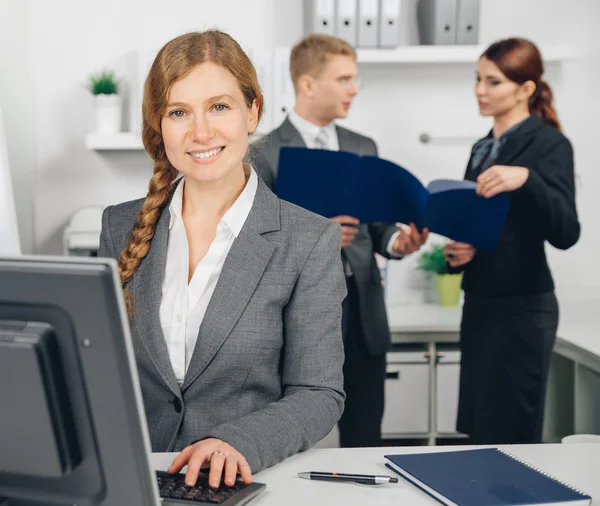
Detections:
159,168,258,384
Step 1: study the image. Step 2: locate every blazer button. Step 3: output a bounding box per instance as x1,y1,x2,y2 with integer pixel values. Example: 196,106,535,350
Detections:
172,397,182,413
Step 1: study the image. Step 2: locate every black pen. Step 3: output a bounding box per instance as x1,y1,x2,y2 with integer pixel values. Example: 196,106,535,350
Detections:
298,472,398,485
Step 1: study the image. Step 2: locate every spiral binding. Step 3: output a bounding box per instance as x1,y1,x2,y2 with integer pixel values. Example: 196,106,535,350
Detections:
497,448,590,498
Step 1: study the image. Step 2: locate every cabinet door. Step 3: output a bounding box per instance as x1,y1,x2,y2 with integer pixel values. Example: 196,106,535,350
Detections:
382,353,429,435
437,351,461,433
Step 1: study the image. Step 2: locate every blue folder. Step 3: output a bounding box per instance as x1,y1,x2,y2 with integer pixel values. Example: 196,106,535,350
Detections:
275,147,510,251
384,448,591,506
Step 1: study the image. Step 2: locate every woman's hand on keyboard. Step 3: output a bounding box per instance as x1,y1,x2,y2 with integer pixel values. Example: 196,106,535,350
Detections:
167,438,253,489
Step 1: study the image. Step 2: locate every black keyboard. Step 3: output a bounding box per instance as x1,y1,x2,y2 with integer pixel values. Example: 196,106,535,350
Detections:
156,470,266,506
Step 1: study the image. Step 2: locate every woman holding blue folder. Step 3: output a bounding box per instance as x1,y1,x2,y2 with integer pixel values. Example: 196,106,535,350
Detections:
444,38,580,444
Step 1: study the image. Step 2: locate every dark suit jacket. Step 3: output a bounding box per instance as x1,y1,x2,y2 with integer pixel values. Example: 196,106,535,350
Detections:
454,114,580,295
252,117,398,356
98,178,346,472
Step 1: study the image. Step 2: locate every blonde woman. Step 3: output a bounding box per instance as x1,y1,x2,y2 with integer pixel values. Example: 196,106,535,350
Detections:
98,31,345,488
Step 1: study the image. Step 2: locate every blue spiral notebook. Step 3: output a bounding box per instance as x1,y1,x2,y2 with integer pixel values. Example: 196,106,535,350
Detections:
275,147,510,251
384,448,591,506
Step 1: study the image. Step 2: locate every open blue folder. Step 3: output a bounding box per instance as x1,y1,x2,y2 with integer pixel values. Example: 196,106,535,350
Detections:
275,147,510,251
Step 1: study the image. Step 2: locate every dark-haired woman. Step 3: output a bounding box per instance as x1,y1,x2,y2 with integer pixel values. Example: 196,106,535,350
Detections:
444,38,580,444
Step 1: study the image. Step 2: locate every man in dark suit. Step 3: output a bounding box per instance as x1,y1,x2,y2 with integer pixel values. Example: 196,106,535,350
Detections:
252,34,428,447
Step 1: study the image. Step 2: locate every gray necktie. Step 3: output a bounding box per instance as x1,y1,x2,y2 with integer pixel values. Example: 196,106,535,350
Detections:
314,129,329,150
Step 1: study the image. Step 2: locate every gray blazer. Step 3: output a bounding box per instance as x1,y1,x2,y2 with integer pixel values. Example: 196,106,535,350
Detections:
98,177,346,472
252,118,397,356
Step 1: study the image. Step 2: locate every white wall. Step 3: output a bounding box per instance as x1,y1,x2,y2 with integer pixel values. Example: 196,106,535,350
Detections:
24,0,303,254
2,0,599,300
0,0,34,253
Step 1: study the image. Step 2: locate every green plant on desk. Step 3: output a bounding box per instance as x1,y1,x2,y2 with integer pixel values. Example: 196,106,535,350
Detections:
417,243,462,307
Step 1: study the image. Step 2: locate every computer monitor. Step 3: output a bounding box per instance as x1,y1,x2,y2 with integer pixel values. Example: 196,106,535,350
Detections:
0,256,161,506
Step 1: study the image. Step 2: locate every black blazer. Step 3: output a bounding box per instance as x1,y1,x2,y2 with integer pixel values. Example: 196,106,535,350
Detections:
457,114,580,296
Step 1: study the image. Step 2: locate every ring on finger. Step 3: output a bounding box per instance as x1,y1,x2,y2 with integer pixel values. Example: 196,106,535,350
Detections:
211,450,226,459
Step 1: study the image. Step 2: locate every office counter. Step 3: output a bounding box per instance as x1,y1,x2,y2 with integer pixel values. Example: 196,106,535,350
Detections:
385,300,600,443
151,443,600,505
387,299,600,353
554,299,600,373
385,303,461,443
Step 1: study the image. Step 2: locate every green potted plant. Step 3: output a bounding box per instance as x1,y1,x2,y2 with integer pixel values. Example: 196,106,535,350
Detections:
88,71,121,135
417,243,462,306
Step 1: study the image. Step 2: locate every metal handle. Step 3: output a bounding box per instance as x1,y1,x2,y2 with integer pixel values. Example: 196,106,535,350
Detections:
419,132,478,145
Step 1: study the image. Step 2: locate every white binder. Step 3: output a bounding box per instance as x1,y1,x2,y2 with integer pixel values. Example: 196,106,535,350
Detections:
379,0,402,48
305,0,336,36
336,0,358,46
417,0,457,45
358,0,379,47
456,0,480,45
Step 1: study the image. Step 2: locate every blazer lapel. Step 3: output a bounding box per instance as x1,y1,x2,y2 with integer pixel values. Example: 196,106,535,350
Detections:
336,126,356,153
279,116,307,147
465,115,543,180
494,115,543,166
181,180,281,392
132,198,182,399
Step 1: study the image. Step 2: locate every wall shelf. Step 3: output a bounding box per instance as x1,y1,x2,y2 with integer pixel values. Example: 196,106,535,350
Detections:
86,131,271,151
85,132,143,151
86,44,579,151
356,44,580,64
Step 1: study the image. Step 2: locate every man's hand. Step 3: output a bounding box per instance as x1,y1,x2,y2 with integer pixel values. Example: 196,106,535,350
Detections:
330,215,360,248
392,223,429,256
476,165,529,198
167,438,252,489
444,241,475,268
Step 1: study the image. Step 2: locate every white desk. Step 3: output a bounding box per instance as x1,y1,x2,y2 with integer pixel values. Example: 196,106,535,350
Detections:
152,443,600,505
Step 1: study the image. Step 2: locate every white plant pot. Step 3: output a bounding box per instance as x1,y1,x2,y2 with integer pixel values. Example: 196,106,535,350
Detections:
93,94,122,135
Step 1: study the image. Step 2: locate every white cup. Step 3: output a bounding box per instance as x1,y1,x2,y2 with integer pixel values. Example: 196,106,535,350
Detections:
561,434,600,444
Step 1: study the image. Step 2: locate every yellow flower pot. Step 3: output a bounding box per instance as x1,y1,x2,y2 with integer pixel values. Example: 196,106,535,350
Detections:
436,273,462,307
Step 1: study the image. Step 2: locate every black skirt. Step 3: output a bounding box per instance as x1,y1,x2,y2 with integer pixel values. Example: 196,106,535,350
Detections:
456,291,558,444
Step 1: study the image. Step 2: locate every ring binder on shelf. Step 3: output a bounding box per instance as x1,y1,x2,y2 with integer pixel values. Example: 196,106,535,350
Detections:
305,0,336,36
358,0,379,48
379,0,402,48
456,0,480,44
336,0,358,46
417,0,457,45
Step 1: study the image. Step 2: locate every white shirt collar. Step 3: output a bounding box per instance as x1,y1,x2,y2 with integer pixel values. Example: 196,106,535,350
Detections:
168,167,258,238
288,108,338,145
